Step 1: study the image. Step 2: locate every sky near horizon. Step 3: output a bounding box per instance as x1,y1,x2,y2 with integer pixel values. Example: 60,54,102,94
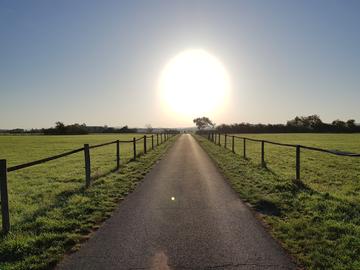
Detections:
1,0,360,129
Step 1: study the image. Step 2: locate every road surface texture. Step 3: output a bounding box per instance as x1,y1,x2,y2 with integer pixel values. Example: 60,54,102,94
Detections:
57,134,296,270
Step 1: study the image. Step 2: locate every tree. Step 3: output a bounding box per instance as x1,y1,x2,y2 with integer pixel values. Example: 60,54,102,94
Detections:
287,115,322,129
332,119,346,130
145,124,153,134
347,119,356,129
307,115,323,129
55,121,65,130
55,121,66,134
193,117,215,130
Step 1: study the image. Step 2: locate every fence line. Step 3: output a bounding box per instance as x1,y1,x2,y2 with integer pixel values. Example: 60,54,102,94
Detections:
0,133,175,234
205,132,360,185
7,147,85,172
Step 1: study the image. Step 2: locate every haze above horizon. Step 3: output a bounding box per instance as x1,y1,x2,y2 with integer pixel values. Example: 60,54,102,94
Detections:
1,0,360,129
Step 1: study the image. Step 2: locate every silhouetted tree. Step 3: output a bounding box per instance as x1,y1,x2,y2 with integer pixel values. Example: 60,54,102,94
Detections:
193,117,215,130
55,121,66,133
332,119,346,130
145,124,153,133
347,119,356,129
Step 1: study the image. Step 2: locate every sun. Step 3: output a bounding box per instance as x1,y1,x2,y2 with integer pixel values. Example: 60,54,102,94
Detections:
159,49,230,118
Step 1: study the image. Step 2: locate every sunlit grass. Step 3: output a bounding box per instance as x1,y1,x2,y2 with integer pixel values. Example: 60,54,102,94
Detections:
197,134,360,270
220,133,360,200
0,134,175,270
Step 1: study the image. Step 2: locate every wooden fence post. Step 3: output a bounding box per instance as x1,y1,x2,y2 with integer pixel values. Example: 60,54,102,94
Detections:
218,133,221,146
243,138,246,159
116,140,120,169
161,134,163,144
144,135,147,154
84,144,91,188
224,134,227,148
152,135,154,150
296,145,300,180
261,141,266,168
0,159,10,234
232,136,235,153
157,134,159,146
133,137,136,160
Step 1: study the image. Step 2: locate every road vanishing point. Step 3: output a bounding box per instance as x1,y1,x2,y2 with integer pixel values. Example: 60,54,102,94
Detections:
57,134,296,270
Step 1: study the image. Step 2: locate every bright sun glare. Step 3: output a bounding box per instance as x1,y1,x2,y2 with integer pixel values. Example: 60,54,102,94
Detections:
159,49,230,118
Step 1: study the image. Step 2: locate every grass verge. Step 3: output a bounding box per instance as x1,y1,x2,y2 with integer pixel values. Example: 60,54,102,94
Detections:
195,135,360,270
0,136,177,270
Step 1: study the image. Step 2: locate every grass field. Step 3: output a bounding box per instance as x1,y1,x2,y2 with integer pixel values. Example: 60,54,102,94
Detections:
0,134,175,270
221,134,360,199
197,133,360,270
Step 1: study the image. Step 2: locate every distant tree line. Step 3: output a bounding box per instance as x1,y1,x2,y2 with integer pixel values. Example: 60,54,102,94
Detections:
44,122,140,135
1,122,138,135
162,128,180,134
216,115,360,133
0,122,181,135
85,125,138,134
43,122,88,135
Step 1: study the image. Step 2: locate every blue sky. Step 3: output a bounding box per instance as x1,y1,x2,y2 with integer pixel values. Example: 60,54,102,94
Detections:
1,0,360,129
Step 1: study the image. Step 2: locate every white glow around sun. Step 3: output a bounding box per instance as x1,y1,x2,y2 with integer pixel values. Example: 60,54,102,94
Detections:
159,49,230,118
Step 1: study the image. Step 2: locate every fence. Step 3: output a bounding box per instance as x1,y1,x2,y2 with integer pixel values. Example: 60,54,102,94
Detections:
0,133,175,234
206,132,360,181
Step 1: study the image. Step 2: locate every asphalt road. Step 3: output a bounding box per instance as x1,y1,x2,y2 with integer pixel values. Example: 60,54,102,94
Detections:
57,134,296,270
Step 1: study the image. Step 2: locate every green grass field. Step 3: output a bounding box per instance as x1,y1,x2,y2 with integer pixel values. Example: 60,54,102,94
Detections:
221,134,360,199
0,134,175,270
197,133,360,270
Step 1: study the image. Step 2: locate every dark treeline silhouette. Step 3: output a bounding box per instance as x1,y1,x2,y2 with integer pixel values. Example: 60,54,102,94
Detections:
0,122,180,135
43,122,139,135
43,122,88,135
216,115,360,133
1,122,138,135
162,128,180,134
86,125,137,134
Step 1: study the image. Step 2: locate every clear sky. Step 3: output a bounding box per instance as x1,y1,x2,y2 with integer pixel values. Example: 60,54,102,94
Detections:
1,0,360,129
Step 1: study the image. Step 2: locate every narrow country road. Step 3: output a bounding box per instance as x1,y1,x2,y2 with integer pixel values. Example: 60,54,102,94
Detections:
57,134,296,270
